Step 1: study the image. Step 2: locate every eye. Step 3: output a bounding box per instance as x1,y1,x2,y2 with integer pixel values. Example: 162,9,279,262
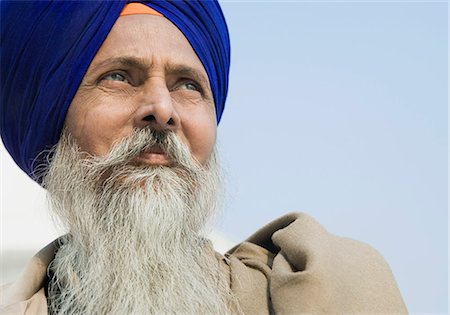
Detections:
177,81,202,92
101,72,129,83
183,82,199,91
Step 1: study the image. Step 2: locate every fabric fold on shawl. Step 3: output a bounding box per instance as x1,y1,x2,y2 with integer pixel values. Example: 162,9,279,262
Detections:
222,212,409,314
0,1,230,183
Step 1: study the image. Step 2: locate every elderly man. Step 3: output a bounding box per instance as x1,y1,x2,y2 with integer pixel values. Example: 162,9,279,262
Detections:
1,1,407,314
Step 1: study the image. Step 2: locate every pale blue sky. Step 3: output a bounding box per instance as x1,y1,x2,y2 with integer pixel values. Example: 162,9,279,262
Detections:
216,2,447,313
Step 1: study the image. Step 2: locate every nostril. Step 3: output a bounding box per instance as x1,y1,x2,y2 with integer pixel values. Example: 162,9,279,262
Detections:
142,115,175,126
143,115,156,122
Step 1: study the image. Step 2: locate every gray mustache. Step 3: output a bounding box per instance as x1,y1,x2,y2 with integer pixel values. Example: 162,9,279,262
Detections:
124,129,172,159
89,127,196,171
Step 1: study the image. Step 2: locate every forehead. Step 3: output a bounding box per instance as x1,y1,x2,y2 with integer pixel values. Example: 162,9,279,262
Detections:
89,15,208,78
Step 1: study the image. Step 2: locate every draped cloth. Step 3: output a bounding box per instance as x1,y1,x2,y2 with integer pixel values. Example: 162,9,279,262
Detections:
0,1,230,182
0,213,408,314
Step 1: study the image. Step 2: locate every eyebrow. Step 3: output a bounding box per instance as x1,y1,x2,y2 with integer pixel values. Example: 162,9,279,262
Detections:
89,56,210,88
90,57,146,74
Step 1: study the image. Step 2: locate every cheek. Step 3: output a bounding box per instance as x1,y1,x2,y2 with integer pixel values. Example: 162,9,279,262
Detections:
183,111,217,164
65,93,135,155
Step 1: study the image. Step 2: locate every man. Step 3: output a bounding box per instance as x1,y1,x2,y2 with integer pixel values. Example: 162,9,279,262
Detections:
1,1,408,314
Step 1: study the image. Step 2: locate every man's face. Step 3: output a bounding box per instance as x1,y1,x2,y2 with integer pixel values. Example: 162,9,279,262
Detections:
65,14,217,164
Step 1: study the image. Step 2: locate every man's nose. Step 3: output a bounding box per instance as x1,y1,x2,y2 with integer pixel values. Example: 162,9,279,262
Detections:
134,79,180,130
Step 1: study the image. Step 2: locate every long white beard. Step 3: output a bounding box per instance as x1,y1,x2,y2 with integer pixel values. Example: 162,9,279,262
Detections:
43,128,237,315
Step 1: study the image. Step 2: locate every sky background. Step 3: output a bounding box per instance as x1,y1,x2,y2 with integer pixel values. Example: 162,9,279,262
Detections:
1,1,448,314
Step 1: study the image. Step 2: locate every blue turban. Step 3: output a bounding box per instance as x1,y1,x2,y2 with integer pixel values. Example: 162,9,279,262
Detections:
0,0,230,182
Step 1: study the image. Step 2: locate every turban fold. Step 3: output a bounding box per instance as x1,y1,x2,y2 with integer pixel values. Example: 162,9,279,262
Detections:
0,0,230,182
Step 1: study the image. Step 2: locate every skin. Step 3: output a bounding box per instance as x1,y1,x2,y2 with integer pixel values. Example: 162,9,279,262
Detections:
65,14,217,165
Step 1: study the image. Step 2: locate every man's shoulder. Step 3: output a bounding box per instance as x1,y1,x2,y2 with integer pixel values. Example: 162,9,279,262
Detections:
226,212,409,314
1,241,56,315
1,284,47,315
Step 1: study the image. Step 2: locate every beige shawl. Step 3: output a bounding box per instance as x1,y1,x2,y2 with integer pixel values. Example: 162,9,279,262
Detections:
1,212,408,314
